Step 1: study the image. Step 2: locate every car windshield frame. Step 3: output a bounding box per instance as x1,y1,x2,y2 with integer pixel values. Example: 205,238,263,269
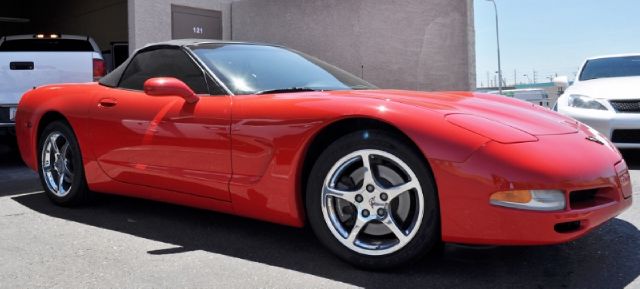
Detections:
579,56,640,81
188,43,377,95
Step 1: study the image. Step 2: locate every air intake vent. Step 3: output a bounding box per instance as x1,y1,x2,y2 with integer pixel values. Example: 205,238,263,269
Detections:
610,100,640,113
569,188,615,210
611,129,640,143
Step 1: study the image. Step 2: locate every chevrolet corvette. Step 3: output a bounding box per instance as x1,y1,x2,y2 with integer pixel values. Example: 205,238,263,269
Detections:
15,40,632,269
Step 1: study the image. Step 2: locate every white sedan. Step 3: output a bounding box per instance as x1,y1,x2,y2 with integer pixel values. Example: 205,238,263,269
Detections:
555,54,640,148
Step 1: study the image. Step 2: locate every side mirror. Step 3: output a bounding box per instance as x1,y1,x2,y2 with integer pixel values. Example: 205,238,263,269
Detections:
553,76,570,88
143,77,199,104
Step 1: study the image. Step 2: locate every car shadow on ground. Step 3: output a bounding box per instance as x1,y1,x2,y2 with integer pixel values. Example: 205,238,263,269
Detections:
11,190,640,289
4,137,640,288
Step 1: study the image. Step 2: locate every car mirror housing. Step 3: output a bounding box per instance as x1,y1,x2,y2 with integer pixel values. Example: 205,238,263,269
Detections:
143,77,199,104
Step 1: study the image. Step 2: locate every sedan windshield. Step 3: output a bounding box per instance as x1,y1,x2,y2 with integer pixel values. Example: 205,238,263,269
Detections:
190,44,376,95
579,56,640,81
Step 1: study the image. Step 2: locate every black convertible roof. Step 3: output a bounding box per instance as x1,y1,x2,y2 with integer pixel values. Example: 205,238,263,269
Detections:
99,39,272,88
142,39,261,48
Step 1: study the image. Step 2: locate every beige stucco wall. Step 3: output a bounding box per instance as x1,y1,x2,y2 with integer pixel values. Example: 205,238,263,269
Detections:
231,0,476,91
128,0,476,90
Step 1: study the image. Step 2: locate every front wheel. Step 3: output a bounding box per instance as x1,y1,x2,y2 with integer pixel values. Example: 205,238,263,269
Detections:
38,121,90,206
306,130,440,269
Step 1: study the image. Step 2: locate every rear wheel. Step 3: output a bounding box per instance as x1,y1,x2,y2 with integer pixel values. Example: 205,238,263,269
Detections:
306,130,440,269
38,121,90,205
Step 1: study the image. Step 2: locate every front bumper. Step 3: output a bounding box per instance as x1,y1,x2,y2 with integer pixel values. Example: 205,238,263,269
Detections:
434,131,632,245
560,107,640,148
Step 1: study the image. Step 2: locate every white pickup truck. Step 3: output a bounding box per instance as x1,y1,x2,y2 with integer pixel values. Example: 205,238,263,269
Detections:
0,34,105,132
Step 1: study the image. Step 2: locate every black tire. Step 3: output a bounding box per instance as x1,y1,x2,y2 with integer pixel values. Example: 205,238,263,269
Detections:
37,120,90,206
306,130,440,269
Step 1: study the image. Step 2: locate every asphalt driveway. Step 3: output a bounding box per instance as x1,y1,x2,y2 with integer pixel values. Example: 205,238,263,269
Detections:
1,135,638,289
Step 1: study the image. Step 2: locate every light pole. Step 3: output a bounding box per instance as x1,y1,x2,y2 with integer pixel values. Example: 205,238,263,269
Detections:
486,0,503,94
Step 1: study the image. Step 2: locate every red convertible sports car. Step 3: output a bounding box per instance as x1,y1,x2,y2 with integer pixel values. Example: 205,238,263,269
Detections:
16,40,632,269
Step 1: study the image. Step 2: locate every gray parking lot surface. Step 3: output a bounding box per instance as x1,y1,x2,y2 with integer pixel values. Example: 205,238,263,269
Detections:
0,135,639,289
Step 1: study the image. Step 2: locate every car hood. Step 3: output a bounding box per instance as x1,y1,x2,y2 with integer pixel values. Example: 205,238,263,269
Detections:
334,89,578,136
568,76,640,100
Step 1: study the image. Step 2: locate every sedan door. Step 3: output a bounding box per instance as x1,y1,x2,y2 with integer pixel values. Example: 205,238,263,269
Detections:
89,47,232,201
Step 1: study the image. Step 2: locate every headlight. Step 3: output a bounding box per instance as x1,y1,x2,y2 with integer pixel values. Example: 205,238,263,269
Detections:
568,94,607,110
490,190,565,211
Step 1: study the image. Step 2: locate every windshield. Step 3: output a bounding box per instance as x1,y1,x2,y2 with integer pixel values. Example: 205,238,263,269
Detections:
190,44,376,95
579,56,640,81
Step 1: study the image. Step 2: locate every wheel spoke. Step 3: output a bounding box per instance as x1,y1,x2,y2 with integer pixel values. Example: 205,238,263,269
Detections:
358,151,376,187
385,179,419,200
43,165,53,172
64,161,74,176
383,215,409,243
50,134,61,154
323,185,356,205
57,172,66,194
346,216,369,243
60,142,70,157
63,170,74,183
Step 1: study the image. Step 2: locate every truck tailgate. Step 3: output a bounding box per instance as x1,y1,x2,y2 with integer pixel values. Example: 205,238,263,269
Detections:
0,52,94,104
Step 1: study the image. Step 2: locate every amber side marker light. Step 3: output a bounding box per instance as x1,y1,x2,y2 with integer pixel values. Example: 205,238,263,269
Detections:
490,190,565,211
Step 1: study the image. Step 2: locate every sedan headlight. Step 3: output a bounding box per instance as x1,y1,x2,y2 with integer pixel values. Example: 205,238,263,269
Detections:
568,94,607,110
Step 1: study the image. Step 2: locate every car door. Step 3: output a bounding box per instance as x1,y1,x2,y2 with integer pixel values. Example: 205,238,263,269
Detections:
89,46,232,201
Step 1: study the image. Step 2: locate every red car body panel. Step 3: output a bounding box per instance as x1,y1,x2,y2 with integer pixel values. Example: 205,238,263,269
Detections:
16,83,632,245
88,86,232,201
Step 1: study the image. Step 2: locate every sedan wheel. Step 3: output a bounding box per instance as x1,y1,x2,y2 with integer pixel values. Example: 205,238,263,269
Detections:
307,130,439,269
41,132,74,197
38,121,90,205
322,149,424,256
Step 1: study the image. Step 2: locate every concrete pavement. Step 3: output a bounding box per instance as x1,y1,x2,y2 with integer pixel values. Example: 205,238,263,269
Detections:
1,135,638,289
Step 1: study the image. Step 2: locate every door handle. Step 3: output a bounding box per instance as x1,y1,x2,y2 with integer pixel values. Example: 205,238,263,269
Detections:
98,98,118,107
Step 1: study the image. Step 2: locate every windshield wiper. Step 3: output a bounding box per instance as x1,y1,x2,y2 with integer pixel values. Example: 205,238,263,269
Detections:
254,87,319,95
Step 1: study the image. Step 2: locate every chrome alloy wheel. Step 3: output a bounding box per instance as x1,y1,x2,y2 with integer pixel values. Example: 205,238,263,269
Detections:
321,149,424,256
41,132,74,197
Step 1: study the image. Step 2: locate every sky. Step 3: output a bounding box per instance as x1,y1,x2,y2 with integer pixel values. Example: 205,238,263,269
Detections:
474,0,640,87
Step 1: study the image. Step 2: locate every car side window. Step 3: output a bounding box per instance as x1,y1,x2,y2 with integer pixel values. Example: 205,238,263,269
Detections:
205,74,228,96
118,47,209,94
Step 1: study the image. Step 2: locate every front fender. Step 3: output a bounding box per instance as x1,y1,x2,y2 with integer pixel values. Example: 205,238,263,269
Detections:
15,83,98,172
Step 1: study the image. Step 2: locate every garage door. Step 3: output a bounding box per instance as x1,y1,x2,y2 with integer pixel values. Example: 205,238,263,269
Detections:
171,5,222,40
